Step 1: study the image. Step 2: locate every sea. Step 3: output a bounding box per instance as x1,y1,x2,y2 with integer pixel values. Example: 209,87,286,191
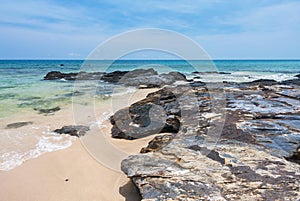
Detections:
0,59,300,171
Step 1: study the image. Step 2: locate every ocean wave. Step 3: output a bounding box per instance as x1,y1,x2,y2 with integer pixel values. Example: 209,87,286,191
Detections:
0,131,75,171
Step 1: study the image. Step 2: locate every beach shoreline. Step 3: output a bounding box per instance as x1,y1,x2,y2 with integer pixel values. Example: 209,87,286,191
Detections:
0,87,158,201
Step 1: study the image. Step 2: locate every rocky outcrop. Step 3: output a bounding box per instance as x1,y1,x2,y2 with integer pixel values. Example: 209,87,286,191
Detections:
44,69,187,88
54,125,89,137
110,84,208,139
118,77,300,200
122,137,300,200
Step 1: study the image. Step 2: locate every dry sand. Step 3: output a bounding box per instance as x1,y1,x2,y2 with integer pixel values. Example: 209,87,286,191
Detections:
0,88,158,201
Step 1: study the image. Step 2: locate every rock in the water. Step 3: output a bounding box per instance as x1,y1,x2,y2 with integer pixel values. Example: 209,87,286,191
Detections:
241,79,278,86
5,121,33,129
34,106,61,114
44,69,187,88
54,125,89,137
44,71,65,80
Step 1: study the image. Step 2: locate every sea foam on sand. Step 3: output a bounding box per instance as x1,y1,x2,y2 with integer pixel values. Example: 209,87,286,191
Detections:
0,128,75,171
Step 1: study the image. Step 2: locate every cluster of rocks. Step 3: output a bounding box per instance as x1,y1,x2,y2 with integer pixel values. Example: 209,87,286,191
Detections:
114,74,300,200
44,68,187,88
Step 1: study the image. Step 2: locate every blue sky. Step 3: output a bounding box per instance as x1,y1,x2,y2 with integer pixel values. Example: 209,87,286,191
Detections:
0,0,300,59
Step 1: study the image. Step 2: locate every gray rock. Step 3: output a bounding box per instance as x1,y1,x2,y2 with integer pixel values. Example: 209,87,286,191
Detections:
54,125,89,137
119,78,300,200
34,106,61,114
44,69,187,88
5,121,33,129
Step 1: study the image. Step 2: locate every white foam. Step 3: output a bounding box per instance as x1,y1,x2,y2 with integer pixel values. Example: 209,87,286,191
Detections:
191,71,298,83
111,86,137,97
0,132,75,171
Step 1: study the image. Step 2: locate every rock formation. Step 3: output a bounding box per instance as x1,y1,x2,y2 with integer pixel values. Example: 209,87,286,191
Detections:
44,69,186,88
118,76,300,200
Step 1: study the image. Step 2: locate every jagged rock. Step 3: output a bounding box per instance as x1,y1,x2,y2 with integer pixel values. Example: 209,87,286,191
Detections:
5,121,33,129
44,69,187,88
119,70,186,87
100,71,129,83
118,77,300,200
122,136,300,200
140,134,175,153
110,84,206,139
54,125,89,137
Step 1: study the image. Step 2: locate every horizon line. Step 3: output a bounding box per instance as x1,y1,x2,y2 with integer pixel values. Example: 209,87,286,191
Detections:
1,58,300,61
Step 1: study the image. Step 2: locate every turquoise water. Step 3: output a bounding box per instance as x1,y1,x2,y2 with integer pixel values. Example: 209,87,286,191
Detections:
0,60,299,117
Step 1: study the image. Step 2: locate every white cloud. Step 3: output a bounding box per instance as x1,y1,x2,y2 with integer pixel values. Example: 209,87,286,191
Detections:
218,1,300,32
0,0,107,34
68,53,81,57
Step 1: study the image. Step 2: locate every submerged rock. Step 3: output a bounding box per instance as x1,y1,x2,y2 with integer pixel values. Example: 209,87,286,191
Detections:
5,121,33,129
54,125,89,137
34,106,61,114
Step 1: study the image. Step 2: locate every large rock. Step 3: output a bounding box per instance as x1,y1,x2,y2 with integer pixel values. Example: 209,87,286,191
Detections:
119,78,300,200
110,84,208,139
44,69,187,88
110,87,181,139
122,137,300,200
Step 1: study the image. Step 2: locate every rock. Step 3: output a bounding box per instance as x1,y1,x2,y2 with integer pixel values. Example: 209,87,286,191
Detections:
281,79,300,85
286,146,300,164
167,71,187,81
34,106,60,114
122,136,300,200
140,134,175,153
54,125,89,137
5,121,33,129
295,74,300,79
241,79,278,86
110,86,196,139
44,71,65,80
219,72,231,74
119,77,300,200
44,69,187,88
120,70,186,87
101,70,129,83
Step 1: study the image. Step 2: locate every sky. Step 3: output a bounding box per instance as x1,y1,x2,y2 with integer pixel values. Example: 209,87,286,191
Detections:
0,0,300,59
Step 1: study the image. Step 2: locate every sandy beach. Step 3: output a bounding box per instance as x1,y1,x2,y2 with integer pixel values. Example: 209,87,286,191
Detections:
0,88,158,201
